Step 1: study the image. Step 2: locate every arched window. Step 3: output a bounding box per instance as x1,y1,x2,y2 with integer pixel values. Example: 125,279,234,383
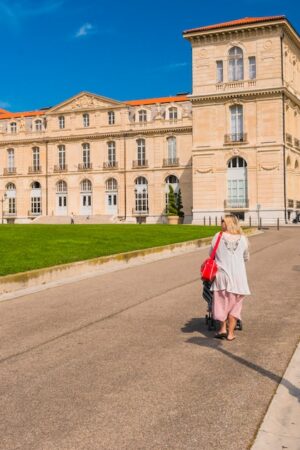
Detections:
58,116,65,129
169,107,178,120
107,141,116,165
227,157,248,208
106,178,118,191
10,122,17,133
295,160,299,170
136,138,146,166
228,46,244,81
287,156,291,167
6,183,16,214
138,109,147,123
167,137,177,163
134,177,148,213
80,179,92,192
35,120,43,131
30,181,42,215
108,111,115,125
83,113,90,127
56,180,67,193
229,105,244,142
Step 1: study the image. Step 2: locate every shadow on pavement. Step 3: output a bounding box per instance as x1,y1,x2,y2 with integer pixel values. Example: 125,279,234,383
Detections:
181,318,300,403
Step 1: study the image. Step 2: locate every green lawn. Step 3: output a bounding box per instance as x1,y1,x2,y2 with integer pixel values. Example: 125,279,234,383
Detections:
0,224,220,276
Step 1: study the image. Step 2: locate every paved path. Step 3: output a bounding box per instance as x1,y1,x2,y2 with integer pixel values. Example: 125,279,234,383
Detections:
0,229,299,450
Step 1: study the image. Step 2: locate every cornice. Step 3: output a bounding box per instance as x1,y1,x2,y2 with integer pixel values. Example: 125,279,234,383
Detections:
190,88,284,103
0,126,193,147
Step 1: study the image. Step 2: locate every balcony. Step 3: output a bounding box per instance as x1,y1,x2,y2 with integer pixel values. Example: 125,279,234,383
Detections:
132,160,148,169
4,211,17,217
224,133,247,144
78,163,93,171
132,208,149,216
216,80,256,92
28,210,42,217
286,133,293,145
224,199,249,209
3,167,16,176
54,164,68,172
163,158,179,167
28,166,42,174
103,161,118,170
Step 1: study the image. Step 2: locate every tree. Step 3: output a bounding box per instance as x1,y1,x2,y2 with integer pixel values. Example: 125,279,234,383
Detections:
176,189,184,217
167,185,178,216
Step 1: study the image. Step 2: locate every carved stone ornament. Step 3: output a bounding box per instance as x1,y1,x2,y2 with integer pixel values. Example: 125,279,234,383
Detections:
260,164,279,171
194,167,213,174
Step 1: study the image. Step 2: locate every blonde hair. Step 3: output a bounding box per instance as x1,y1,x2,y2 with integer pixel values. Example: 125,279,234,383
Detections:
223,214,243,235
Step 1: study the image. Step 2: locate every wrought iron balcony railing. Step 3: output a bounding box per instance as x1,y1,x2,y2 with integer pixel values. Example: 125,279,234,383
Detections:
224,199,249,209
224,133,247,144
163,158,179,167
132,208,149,215
78,163,93,170
103,161,118,169
28,166,42,174
3,167,16,175
54,164,68,172
132,160,148,168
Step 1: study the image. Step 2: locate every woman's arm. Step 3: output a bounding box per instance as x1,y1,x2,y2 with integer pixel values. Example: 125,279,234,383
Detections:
243,236,250,261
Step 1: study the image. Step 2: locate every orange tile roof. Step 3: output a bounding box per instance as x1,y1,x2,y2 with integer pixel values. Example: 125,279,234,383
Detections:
183,15,286,34
125,95,189,106
0,108,9,114
0,110,45,120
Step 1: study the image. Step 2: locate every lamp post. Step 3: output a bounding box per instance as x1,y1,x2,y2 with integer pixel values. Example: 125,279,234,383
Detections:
1,193,7,224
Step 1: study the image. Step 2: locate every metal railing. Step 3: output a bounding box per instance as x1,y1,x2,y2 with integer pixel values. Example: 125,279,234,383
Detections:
3,167,16,175
132,208,149,215
28,210,42,216
103,161,118,169
28,166,42,174
224,133,247,144
78,163,93,170
54,164,68,172
163,158,179,167
224,199,249,209
132,160,148,168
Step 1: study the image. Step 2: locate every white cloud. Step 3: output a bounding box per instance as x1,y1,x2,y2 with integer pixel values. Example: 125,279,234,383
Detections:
0,0,64,27
0,100,11,109
75,23,95,38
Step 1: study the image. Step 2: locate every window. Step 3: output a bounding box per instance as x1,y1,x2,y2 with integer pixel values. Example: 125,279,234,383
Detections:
30,181,42,214
137,139,146,165
83,113,90,127
58,145,66,169
106,178,118,191
35,120,43,131
80,179,92,192
58,116,65,129
135,177,148,213
228,46,244,81
7,148,15,170
249,56,256,80
56,180,67,193
216,60,223,83
108,111,115,125
227,157,248,208
32,147,40,170
108,141,116,164
82,143,90,167
10,122,17,133
167,137,177,161
138,110,147,122
169,107,178,120
6,183,16,214
230,105,244,141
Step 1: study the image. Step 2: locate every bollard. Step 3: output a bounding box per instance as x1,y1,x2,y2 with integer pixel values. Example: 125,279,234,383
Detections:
215,216,217,226
277,218,279,231
204,216,206,226
259,217,262,229
209,216,211,226
249,216,252,227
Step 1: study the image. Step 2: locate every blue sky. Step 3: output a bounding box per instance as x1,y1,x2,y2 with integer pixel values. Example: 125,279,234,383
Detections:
0,0,299,112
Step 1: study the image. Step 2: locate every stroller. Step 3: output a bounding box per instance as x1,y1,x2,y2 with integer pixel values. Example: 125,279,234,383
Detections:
202,280,243,331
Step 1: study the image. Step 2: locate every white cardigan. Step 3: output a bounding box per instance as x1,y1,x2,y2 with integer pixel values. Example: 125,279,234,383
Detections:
209,232,250,296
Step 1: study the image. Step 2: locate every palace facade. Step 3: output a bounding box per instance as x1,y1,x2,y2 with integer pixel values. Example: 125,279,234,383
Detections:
1,15,300,224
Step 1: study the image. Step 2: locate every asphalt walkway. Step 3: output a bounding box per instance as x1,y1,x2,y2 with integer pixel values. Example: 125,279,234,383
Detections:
0,229,299,450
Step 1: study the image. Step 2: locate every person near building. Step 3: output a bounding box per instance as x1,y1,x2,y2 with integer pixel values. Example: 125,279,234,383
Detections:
70,212,75,224
210,214,250,341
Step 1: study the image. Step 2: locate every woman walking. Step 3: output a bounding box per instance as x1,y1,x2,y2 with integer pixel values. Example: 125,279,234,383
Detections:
210,214,250,341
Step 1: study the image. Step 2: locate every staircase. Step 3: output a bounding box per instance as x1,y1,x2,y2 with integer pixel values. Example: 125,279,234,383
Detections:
32,215,115,224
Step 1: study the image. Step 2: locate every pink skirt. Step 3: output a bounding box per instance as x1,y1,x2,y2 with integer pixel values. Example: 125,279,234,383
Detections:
212,290,245,321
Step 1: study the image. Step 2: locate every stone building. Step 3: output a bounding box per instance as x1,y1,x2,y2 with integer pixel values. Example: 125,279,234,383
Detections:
0,15,299,224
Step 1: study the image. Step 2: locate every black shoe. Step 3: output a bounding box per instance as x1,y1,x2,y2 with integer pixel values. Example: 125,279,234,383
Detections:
214,333,227,339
